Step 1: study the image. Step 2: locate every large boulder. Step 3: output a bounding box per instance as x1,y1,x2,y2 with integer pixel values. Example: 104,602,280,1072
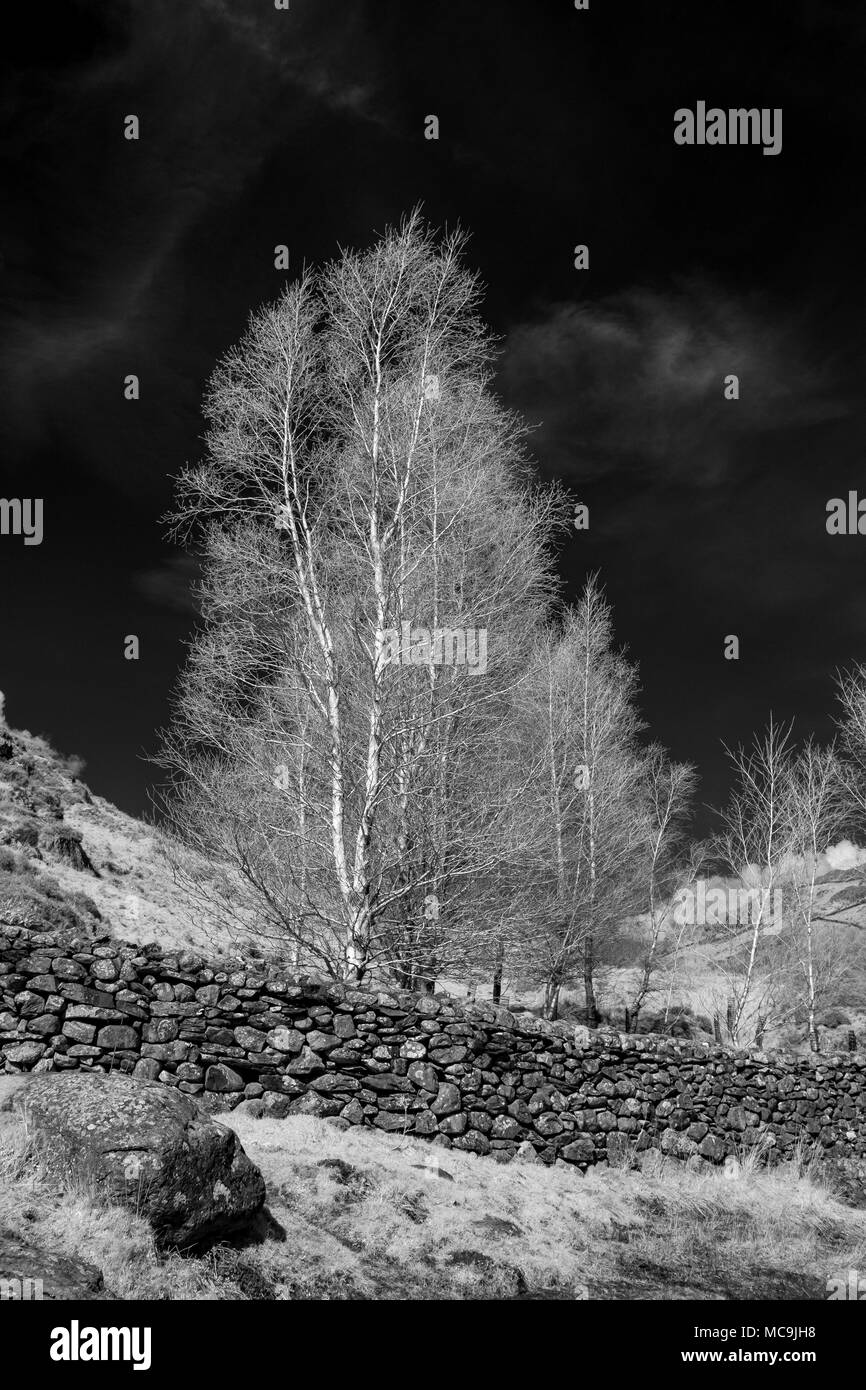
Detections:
5,1072,266,1250
0,1230,109,1299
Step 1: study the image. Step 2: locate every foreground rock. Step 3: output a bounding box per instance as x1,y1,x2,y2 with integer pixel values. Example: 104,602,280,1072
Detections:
0,1230,109,1299
6,1072,266,1250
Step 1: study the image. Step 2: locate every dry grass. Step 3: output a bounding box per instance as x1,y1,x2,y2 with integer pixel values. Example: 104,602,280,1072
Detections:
1,1090,864,1300
220,1114,866,1300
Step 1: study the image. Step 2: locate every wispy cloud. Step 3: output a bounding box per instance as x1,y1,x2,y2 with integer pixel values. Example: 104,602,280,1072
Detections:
499,283,850,490
199,0,382,122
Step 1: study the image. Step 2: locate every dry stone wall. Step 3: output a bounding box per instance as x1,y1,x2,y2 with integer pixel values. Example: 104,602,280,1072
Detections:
2,922,865,1170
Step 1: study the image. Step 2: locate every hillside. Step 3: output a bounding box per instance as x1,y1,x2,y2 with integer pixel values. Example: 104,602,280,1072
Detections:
0,720,222,956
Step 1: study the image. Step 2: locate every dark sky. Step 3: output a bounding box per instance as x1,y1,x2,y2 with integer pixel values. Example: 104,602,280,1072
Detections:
1,0,865,832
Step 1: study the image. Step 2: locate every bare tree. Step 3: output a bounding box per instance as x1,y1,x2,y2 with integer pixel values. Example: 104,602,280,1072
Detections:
779,739,847,1051
659,841,713,1033
155,211,566,982
624,747,699,1031
713,718,795,1044
505,578,648,1021
712,719,853,1049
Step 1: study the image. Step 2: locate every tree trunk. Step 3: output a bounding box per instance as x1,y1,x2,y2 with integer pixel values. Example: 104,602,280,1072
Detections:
725,997,735,1042
391,959,413,990
583,936,598,1026
491,938,504,1005
344,914,369,983
542,970,562,1021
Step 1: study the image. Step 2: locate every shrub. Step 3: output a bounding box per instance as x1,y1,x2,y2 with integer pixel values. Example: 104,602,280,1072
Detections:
0,816,41,848
37,822,93,872
0,873,100,934
818,1008,851,1029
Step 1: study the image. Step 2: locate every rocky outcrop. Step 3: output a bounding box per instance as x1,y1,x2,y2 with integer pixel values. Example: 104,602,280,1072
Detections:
0,1230,109,1299
5,1072,265,1249
1,921,864,1172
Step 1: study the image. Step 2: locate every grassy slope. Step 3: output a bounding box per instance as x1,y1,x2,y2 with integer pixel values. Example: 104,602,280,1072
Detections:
0,723,228,954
